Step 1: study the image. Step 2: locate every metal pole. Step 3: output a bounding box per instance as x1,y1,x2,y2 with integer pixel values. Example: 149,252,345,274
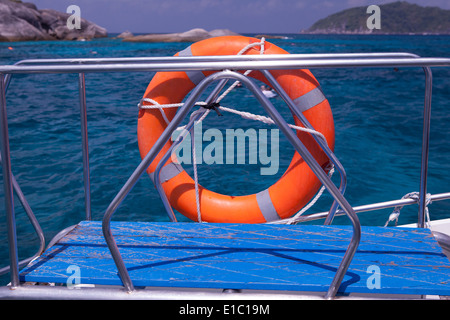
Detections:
4,52,439,69
2,58,450,75
227,71,361,300
0,165,46,276
275,191,450,224
261,70,347,225
79,73,91,221
0,74,20,288
153,111,206,222
418,67,433,228
101,73,225,292
102,71,361,298
0,284,382,300
152,79,229,222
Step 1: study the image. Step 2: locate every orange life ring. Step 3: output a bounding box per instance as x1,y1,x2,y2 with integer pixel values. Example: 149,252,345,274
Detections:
137,36,335,223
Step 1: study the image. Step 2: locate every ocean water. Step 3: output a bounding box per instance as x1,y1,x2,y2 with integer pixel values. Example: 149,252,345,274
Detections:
0,34,449,285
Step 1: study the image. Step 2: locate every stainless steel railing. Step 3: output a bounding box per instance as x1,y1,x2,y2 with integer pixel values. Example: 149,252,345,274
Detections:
125,69,360,299
1,52,450,299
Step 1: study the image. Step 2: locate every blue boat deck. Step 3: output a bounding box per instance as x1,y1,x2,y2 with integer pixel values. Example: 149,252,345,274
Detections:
19,221,450,296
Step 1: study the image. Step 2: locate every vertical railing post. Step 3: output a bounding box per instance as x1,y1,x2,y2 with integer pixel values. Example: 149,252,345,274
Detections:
418,67,433,228
0,74,20,288
79,73,91,221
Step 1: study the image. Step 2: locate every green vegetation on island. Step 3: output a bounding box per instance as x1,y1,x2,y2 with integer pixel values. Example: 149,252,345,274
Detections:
303,1,450,34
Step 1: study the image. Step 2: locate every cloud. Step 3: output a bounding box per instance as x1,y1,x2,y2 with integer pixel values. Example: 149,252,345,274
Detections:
139,0,304,16
32,0,450,33
346,0,369,7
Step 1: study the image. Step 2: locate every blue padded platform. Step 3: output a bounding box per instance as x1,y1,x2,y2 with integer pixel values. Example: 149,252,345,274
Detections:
19,221,450,296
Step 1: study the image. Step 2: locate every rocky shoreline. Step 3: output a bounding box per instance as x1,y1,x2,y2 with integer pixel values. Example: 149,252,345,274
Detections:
0,0,239,43
0,0,107,41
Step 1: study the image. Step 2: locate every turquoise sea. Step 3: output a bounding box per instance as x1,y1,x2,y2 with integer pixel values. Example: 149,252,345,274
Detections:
0,34,449,285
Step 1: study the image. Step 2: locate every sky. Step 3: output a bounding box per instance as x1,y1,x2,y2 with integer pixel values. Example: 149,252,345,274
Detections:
33,0,450,34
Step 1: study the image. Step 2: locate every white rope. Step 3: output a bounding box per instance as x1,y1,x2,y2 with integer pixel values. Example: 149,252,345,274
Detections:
189,109,211,223
384,192,432,227
138,98,208,126
294,166,335,217
215,38,266,103
192,126,202,222
217,105,328,144
192,38,267,222
139,100,328,144
269,165,335,225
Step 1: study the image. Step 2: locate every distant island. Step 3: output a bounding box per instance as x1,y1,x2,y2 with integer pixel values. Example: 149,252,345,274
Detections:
303,1,450,35
0,0,107,41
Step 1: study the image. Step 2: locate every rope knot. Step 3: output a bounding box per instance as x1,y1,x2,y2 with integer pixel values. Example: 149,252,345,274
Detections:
383,191,432,227
202,101,223,116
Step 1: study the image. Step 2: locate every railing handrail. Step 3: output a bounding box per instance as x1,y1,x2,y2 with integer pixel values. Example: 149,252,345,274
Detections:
271,192,450,224
6,52,429,66
1,57,450,74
